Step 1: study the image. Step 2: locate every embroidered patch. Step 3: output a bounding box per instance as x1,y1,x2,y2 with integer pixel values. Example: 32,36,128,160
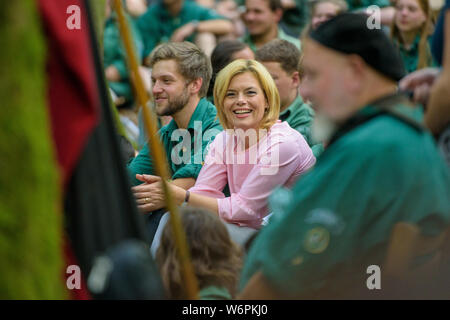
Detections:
291,256,304,266
303,227,330,254
304,209,345,235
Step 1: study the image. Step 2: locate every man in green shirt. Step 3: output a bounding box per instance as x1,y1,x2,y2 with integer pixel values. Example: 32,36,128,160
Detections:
103,6,144,107
239,13,450,299
128,42,222,224
137,0,233,61
235,0,310,38
241,0,301,52
256,39,323,157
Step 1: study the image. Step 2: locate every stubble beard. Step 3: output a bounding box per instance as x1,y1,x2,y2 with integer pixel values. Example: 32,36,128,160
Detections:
156,87,190,117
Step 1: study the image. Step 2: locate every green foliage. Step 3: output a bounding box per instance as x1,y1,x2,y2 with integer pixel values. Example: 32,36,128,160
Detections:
0,0,66,299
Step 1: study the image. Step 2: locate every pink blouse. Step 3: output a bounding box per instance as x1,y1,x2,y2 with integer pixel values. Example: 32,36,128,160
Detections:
189,121,316,229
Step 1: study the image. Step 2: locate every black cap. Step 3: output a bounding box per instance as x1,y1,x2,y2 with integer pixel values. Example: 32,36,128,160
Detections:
309,13,406,82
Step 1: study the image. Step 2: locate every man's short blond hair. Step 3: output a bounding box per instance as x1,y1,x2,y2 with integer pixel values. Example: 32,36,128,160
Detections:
148,42,212,97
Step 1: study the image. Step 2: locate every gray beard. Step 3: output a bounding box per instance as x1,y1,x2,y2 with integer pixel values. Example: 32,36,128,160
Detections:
312,111,338,145
157,88,190,117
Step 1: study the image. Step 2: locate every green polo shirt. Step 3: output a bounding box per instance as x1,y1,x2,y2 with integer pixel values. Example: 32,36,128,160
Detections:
240,95,450,297
346,0,391,11
127,98,223,186
280,95,324,158
137,1,225,58
241,28,301,52
395,36,437,74
103,14,143,101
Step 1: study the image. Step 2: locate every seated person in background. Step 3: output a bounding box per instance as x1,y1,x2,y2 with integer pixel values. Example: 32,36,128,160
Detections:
256,39,323,157
104,0,144,108
127,42,222,238
241,0,301,52
137,0,234,59
238,13,450,299
208,40,255,101
309,0,348,31
156,207,243,299
391,0,437,74
399,0,450,165
139,59,315,229
215,0,247,39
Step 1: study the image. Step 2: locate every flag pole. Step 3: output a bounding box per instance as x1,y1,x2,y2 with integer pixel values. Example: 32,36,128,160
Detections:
112,0,199,299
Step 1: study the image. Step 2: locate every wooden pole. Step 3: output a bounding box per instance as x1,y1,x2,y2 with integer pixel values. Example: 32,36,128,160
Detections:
112,0,199,299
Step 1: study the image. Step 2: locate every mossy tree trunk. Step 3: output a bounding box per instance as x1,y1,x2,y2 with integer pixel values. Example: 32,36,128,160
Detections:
0,0,66,299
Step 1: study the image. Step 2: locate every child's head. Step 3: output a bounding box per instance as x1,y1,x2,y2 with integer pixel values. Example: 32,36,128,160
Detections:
394,0,430,35
392,0,434,69
156,207,243,299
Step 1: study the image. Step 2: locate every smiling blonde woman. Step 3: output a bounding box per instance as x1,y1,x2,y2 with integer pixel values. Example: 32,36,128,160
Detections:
140,59,315,229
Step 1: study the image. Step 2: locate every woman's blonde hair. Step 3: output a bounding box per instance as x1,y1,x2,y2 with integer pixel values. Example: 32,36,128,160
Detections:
391,0,434,70
213,59,280,130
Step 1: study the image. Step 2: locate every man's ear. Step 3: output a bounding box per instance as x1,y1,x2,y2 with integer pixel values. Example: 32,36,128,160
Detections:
189,77,203,95
291,71,300,88
346,54,366,92
274,8,283,23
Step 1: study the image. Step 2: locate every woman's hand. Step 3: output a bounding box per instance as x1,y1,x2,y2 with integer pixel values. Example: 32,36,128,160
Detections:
132,174,166,213
132,174,186,213
399,67,440,105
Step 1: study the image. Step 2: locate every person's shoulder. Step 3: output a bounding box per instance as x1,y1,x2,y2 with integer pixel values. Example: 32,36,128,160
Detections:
158,119,176,136
207,130,227,151
335,110,431,167
136,5,160,26
288,99,315,122
296,99,315,116
202,98,218,113
279,29,301,49
199,286,232,300
185,0,206,10
264,122,309,154
269,121,304,141
139,4,160,18
199,99,222,128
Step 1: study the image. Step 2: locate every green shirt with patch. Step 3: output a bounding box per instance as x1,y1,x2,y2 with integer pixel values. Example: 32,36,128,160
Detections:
240,94,450,297
127,98,223,186
280,95,323,158
137,1,225,58
241,28,301,52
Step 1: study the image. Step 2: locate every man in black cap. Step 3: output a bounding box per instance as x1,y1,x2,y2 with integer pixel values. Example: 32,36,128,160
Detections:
238,13,450,299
